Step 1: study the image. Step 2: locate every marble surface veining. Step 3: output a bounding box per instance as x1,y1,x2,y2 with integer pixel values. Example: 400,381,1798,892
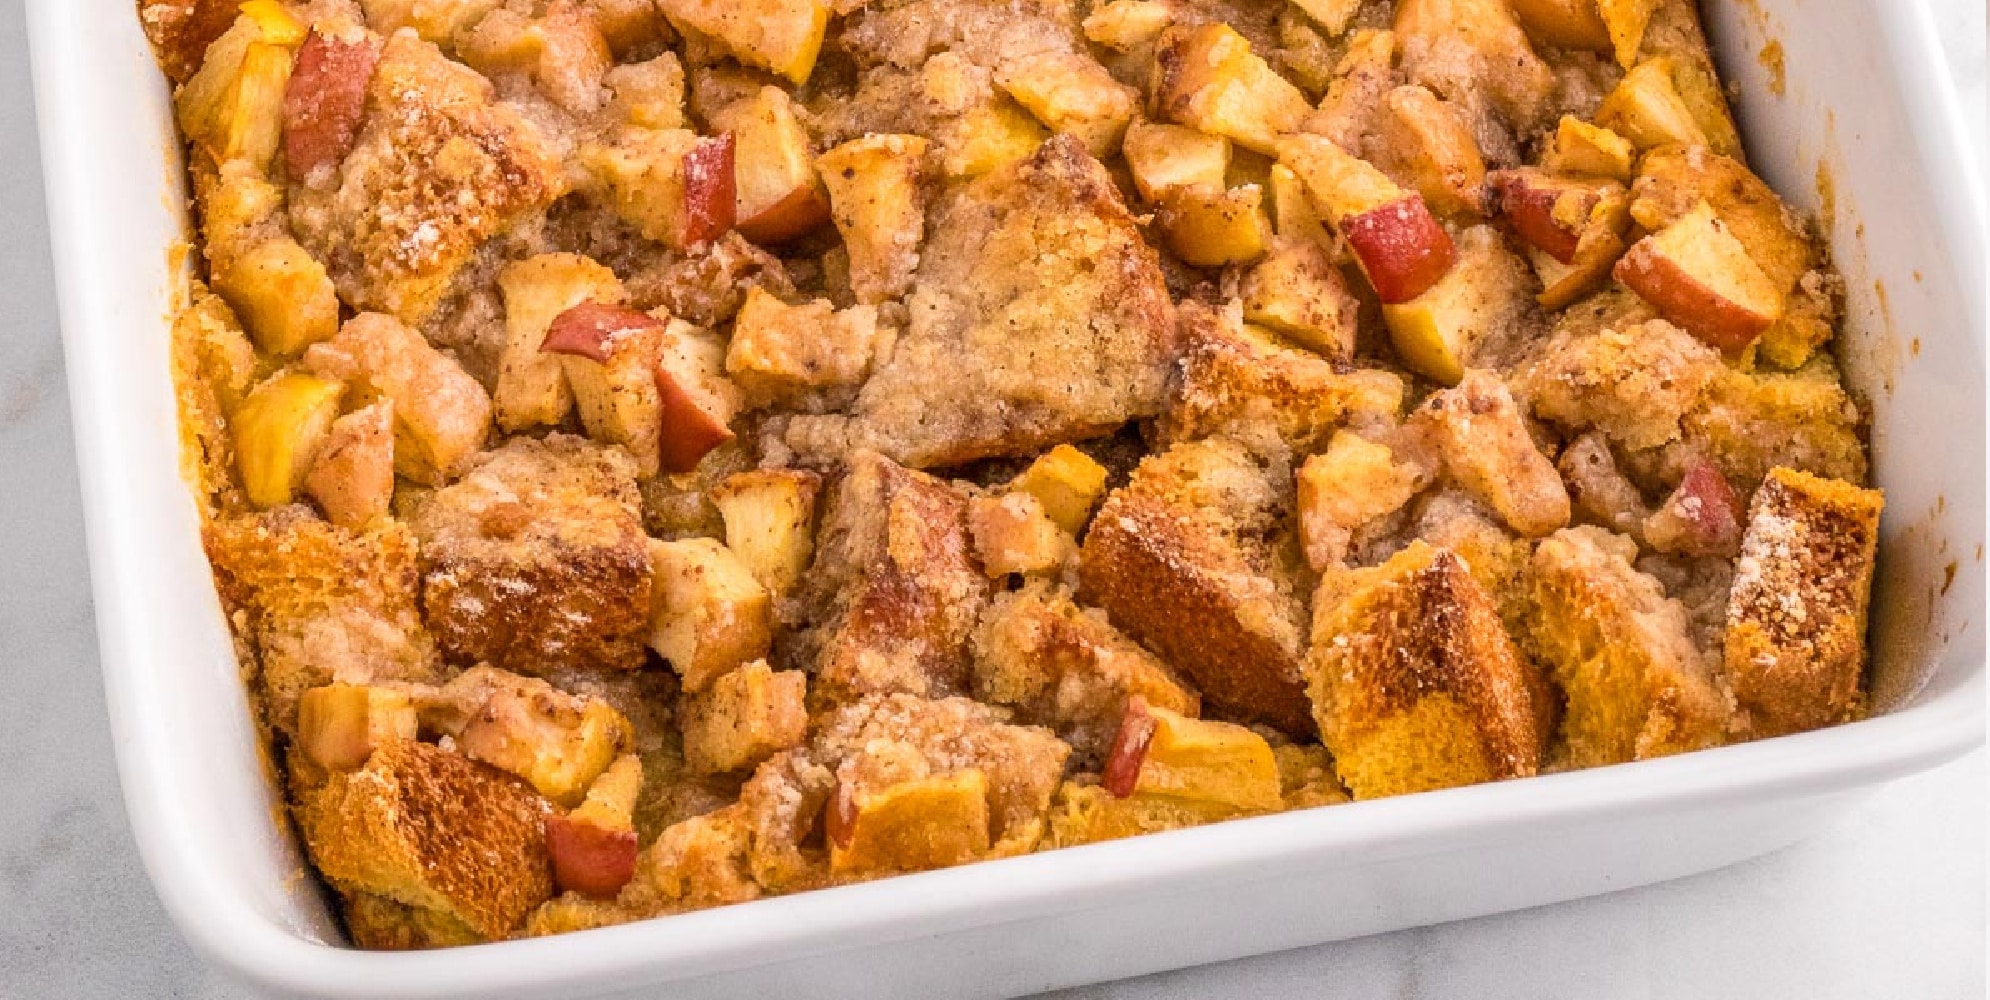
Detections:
0,2,1982,997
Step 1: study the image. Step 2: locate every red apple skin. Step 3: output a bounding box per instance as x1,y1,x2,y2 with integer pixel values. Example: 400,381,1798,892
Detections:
1488,170,1587,264
1101,697,1158,799
653,355,736,474
1612,243,1772,352
825,781,858,850
682,134,737,247
736,184,832,245
1659,459,1743,556
283,30,381,181
546,813,640,900
542,302,664,363
1342,196,1457,304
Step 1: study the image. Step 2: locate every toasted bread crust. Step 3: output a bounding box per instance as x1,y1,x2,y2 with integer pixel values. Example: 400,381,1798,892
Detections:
1725,467,1883,737
296,740,553,940
1080,439,1314,735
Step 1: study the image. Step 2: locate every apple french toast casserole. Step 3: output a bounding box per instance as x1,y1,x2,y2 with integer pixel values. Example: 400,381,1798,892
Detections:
142,0,1883,948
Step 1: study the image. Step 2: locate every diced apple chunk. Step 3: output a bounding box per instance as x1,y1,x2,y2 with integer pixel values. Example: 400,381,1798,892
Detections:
1487,168,1629,265
496,253,625,432
1542,115,1635,179
303,313,495,485
1102,698,1281,812
711,87,831,245
1235,235,1361,359
1153,23,1313,155
679,660,808,774
1288,0,1362,35
283,28,380,182
1158,184,1271,268
1614,201,1785,352
455,671,634,807
995,52,1139,158
1122,121,1231,204
235,371,346,509
647,537,773,692
542,302,669,476
1008,445,1110,535
1508,0,1610,51
724,288,883,411
1297,430,1428,570
295,683,417,771
1597,0,1658,68
458,0,612,114
817,134,930,305
709,469,822,598
1083,0,1173,50
1596,58,1706,150
1375,85,1486,217
1411,370,1570,537
215,235,342,357
304,401,396,530
1278,135,1455,304
654,319,742,474
580,127,736,250
968,492,1075,577
827,767,992,874
176,10,303,170
1266,162,1334,249
656,0,829,85
546,753,643,900
1380,225,1531,385
1643,458,1744,557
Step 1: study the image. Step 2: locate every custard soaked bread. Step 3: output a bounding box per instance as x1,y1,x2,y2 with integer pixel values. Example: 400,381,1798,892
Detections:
149,0,1885,948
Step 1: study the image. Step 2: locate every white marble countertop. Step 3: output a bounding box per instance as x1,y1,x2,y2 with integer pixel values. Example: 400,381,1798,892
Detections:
0,3,1982,997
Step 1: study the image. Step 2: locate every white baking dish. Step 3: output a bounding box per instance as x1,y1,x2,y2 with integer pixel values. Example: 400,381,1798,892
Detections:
27,1,1985,996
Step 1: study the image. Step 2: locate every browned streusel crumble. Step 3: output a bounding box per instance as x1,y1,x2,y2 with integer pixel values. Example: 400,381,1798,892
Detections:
144,0,1884,949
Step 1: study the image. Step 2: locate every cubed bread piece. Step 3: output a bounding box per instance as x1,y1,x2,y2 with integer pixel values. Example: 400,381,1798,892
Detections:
1725,468,1882,737
1531,526,1730,766
456,0,613,114
494,253,625,433
204,507,441,736
1274,743,1352,810
709,469,822,599
341,892,483,951
1393,0,1556,133
304,401,396,529
967,492,1075,577
1410,370,1570,538
1153,23,1312,154
1079,439,1314,735
1160,302,1405,462
1372,85,1486,218
302,312,494,485
680,660,808,774
407,435,652,675
1233,235,1361,359
286,31,562,327
1516,316,1722,452
816,134,930,305
1306,542,1545,798
994,51,1137,156
605,53,687,129
789,136,1176,468
798,451,990,701
725,288,884,412
1296,430,1430,570
1044,780,1241,847
647,537,773,692
295,739,553,941
1666,363,1869,495
972,582,1200,763
632,804,761,911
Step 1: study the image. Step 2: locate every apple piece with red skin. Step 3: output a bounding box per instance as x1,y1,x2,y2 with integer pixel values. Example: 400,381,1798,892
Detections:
543,302,670,475
737,185,832,245
683,133,737,246
1101,696,1159,798
657,321,741,474
541,300,658,361
1644,459,1744,557
1488,168,1627,265
1613,201,1784,352
545,812,640,900
283,28,380,181
716,87,833,244
1341,197,1456,304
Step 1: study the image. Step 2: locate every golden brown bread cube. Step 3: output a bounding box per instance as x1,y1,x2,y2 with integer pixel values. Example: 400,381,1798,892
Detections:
787,135,1176,469
647,537,773,692
408,435,653,675
1393,0,1557,134
341,892,484,950
203,506,442,736
1726,468,1883,738
1665,362,1869,496
680,660,809,774
1162,303,1406,463
655,0,829,85
1517,315,1724,453
1531,526,1730,766
424,666,635,807
1296,430,1431,571
798,451,991,701
302,312,494,486
724,288,885,412
1409,370,1571,539
971,581,1200,764
304,401,396,530
294,739,553,941
1079,438,1315,736
1306,542,1546,799
287,30,562,327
